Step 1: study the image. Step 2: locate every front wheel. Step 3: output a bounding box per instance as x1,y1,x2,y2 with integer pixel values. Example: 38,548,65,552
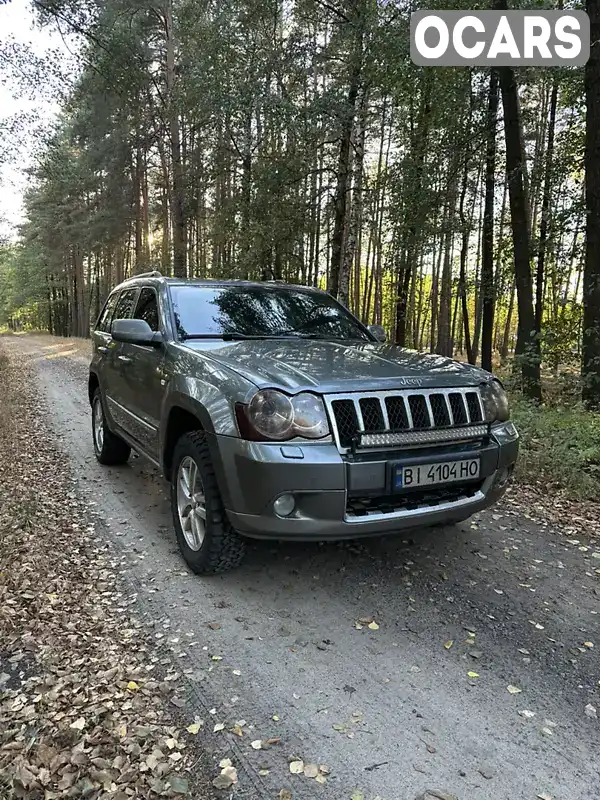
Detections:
170,431,246,574
92,389,131,465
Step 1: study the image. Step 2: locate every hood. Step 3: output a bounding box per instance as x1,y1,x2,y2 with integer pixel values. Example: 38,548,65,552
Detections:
182,339,491,393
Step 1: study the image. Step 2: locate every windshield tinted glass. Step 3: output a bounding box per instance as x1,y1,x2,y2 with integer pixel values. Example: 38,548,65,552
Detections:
170,285,371,341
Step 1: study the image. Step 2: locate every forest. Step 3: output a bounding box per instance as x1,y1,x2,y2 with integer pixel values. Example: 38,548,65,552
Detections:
1,0,600,409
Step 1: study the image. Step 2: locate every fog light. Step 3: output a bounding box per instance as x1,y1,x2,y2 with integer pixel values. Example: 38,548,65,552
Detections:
273,493,295,517
493,421,519,443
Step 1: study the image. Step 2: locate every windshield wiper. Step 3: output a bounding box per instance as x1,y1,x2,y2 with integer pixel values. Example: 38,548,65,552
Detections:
181,332,299,341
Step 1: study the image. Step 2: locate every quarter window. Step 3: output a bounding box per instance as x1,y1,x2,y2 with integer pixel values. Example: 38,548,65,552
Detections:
133,288,160,332
96,292,119,333
111,288,138,327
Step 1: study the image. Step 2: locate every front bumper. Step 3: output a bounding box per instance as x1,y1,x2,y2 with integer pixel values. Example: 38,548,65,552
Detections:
212,423,519,541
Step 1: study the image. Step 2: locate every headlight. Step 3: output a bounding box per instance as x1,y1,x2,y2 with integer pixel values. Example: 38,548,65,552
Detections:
241,390,329,441
481,380,510,422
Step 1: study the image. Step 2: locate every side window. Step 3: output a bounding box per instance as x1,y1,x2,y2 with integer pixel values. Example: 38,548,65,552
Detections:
111,288,138,328
133,288,160,332
96,292,119,333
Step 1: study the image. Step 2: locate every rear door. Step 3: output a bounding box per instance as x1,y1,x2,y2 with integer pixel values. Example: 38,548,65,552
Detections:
92,291,120,388
103,287,140,435
117,287,167,457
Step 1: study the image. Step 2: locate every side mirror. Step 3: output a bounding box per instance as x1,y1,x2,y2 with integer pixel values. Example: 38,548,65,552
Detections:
368,324,387,343
112,319,163,347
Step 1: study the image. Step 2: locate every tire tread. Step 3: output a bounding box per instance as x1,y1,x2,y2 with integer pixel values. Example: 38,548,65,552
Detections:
171,431,245,574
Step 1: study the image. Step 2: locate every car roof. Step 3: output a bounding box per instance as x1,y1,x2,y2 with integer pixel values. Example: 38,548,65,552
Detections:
113,275,325,294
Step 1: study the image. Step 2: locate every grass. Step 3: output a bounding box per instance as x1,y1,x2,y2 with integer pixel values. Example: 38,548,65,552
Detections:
511,394,600,501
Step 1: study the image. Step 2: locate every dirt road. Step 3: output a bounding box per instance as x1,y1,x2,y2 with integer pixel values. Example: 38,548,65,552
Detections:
3,332,599,800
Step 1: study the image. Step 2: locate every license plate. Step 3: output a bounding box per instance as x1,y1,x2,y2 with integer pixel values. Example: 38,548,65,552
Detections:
394,458,480,489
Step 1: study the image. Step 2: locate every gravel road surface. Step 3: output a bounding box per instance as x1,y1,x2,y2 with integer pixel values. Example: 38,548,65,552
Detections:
4,332,599,800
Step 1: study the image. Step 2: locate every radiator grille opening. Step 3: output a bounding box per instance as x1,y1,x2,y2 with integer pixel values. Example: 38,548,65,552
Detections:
466,391,483,423
331,399,358,448
385,396,409,431
408,394,431,429
449,393,468,425
359,397,385,431
430,393,451,426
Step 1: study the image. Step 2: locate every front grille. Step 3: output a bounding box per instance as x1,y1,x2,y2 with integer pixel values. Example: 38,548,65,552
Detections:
346,481,484,519
325,388,485,452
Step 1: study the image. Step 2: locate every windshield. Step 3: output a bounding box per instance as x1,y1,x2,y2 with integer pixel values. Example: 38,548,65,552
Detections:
170,285,372,341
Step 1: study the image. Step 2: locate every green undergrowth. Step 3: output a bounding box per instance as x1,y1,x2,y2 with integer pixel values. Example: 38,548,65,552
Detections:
511,395,600,501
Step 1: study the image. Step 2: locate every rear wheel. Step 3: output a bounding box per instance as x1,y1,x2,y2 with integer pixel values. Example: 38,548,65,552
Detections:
171,431,246,574
92,389,131,465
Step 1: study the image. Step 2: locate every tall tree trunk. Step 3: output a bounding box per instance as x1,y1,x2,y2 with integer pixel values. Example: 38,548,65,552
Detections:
165,0,187,278
340,88,368,309
481,69,498,372
583,0,600,408
328,4,366,303
436,192,455,357
496,41,542,400
535,73,559,332
395,75,431,345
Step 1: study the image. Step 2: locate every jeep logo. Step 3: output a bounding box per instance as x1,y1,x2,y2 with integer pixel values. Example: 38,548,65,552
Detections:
397,377,424,387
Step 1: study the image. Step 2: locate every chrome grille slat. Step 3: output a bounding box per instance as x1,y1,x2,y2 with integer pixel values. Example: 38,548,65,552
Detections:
325,388,486,453
424,395,435,428
354,398,365,432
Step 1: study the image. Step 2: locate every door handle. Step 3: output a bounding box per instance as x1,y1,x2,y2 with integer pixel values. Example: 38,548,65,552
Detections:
98,346,108,353
118,355,132,364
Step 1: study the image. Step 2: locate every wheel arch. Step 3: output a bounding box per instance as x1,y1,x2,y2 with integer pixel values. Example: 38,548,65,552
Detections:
161,394,219,481
88,372,100,406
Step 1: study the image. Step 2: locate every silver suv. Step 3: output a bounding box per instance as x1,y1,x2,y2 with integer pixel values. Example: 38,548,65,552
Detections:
89,273,519,573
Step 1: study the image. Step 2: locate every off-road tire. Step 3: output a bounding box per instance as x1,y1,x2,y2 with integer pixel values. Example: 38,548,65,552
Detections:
170,431,246,574
92,388,131,465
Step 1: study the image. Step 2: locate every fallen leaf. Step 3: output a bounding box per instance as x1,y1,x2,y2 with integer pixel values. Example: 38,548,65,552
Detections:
507,685,523,694
213,722,225,732
279,791,292,800
443,640,453,650
304,763,319,778
289,760,304,774
69,717,85,731
467,671,480,679
127,680,140,691
213,773,234,790
167,776,189,794
518,709,536,719
186,722,202,734
368,621,379,631
251,740,262,750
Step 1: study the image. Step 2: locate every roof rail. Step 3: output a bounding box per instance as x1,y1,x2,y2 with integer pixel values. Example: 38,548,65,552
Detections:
132,270,163,279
